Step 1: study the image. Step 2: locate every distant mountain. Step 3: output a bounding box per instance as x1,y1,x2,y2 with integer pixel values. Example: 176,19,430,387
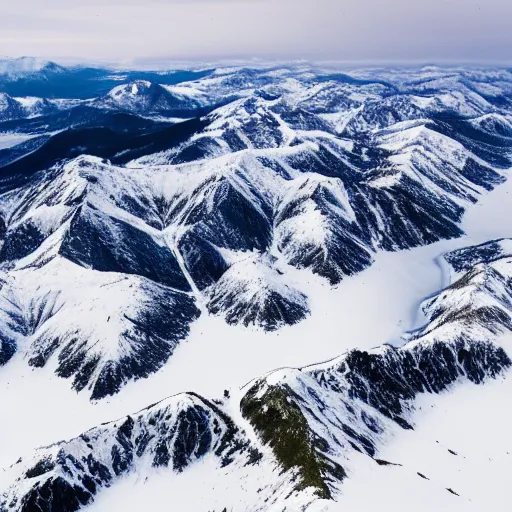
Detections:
0,57,66,79
0,92,62,121
94,80,206,116
0,59,214,99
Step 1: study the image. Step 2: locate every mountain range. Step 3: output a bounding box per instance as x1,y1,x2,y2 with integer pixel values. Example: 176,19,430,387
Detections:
0,60,511,512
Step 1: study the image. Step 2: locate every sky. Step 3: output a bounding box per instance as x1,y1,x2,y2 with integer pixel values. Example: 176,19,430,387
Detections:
0,0,510,66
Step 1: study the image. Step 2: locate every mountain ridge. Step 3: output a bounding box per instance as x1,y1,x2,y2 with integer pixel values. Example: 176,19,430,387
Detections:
3,238,512,511
0,64,512,511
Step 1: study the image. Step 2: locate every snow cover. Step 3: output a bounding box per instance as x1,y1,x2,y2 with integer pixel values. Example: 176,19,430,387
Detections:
27,213,512,512
1,165,512,471
85,453,321,512
1,64,512,511
0,133,36,150
0,57,53,77
333,348,512,512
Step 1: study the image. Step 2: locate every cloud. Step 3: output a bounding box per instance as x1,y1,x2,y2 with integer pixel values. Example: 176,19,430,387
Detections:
1,0,510,64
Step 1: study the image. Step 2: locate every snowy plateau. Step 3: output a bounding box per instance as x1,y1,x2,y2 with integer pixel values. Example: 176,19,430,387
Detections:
0,60,511,511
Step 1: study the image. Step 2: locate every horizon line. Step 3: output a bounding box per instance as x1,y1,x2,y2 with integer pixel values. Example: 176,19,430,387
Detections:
1,55,512,71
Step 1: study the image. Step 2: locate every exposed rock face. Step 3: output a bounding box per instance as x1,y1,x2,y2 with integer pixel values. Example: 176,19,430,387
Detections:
2,239,512,511
2,393,260,512
0,65,511,399
1,66,512,512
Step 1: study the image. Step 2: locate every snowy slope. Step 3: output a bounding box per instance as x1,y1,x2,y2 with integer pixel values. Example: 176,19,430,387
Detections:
239,239,512,500
0,64,512,512
95,80,204,116
0,93,60,121
206,253,310,330
3,238,512,511
1,392,260,511
0,65,510,399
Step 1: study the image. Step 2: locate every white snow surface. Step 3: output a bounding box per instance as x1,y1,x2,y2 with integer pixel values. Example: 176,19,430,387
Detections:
331,349,512,512
0,133,37,150
85,456,323,512
1,165,511,475
1,65,512,511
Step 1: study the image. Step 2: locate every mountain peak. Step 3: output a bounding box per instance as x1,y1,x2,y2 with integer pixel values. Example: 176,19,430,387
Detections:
1,64,512,512
0,57,64,78
108,80,154,98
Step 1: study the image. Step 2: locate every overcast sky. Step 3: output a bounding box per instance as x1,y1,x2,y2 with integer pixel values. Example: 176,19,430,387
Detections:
0,0,510,65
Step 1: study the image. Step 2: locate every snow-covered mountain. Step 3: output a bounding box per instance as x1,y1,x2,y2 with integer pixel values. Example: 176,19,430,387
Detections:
0,58,65,80
3,238,512,511
0,93,62,121
0,64,512,512
93,80,206,116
